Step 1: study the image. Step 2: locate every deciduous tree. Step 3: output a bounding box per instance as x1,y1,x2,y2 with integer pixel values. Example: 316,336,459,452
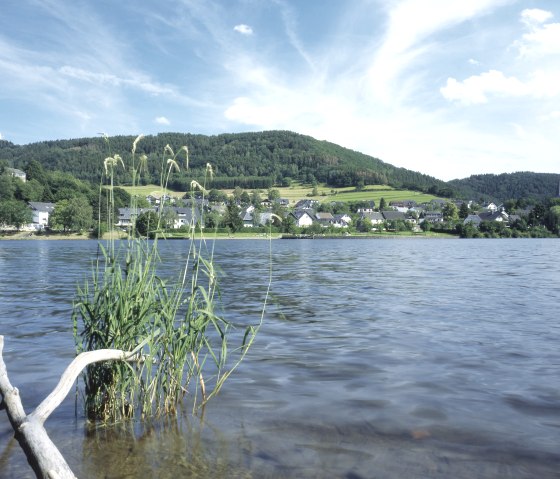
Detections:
223,199,243,232
0,199,33,229
0,174,15,201
50,196,93,232
135,210,159,237
442,202,459,222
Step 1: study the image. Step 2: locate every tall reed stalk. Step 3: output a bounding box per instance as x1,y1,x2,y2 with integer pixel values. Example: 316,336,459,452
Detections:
72,136,263,422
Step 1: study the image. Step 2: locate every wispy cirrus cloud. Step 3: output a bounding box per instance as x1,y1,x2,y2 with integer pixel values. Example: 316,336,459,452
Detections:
59,66,177,97
365,0,512,101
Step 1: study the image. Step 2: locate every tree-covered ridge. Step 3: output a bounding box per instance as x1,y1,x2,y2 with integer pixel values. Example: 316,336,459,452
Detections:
0,131,451,194
3,133,560,202
449,172,560,203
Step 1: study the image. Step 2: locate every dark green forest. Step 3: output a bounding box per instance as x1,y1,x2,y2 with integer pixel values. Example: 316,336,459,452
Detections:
450,172,560,202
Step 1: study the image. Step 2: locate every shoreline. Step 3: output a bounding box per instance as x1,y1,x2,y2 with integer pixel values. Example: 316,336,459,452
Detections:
1,231,459,241
0,231,92,240
0,231,283,241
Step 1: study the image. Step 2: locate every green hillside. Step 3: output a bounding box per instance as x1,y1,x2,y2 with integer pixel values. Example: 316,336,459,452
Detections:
0,131,452,196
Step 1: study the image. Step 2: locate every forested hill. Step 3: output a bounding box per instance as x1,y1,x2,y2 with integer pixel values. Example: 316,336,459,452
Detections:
449,172,560,202
0,130,452,195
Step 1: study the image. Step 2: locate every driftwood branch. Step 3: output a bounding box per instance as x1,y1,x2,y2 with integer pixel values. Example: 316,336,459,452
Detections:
0,335,140,479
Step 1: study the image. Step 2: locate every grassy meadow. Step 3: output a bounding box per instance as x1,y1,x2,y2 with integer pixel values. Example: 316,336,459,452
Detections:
122,183,441,206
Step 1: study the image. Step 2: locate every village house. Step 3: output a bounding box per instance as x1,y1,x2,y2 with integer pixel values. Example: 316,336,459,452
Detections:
117,206,201,229
381,210,407,222
146,193,175,206
291,209,315,228
423,211,444,223
360,211,384,227
182,198,209,209
239,207,279,228
355,200,376,213
240,206,256,227
116,207,153,228
6,168,26,182
294,199,319,209
28,202,55,230
332,213,352,228
166,206,202,229
315,212,334,227
259,211,276,226
463,210,509,228
463,214,482,227
389,200,417,212
478,210,509,222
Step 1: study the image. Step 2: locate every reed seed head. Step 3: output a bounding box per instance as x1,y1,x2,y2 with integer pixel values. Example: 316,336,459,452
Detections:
167,158,180,172
139,154,148,173
164,144,174,157
132,134,145,154
190,180,208,194
104,154,125,174
182,146,189,170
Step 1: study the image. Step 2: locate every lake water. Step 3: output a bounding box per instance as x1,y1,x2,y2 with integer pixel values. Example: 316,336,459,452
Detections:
0,238,559,478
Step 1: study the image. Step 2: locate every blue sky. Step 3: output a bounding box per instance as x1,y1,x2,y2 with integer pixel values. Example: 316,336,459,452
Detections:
1,0,559,181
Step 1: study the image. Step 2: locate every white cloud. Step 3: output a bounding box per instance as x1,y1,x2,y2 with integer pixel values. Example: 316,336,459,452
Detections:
441,67,560,105
233,24,253,35
529,69,560,97
518,22,560,57
0,132,3,140
155,116,170,125
516,9,560,57
468,58,481,65
510,122,528,139
540,110,560,121
520,8,553,25
440,70,527,104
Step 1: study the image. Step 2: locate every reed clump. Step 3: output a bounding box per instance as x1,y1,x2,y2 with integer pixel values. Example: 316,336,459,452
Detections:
72,136,262,422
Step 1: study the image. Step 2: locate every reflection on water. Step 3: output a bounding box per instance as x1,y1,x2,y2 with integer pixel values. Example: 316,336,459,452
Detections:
1,238,559,478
